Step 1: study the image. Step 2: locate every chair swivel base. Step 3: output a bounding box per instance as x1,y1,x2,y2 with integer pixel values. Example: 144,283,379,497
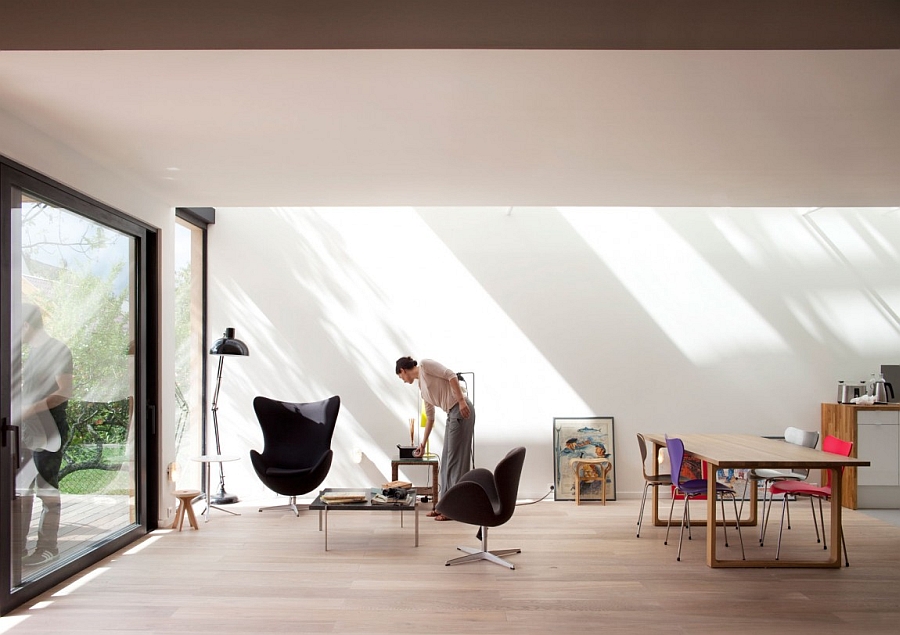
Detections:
446,546,521,569
258,495,308,517
444,527,520,569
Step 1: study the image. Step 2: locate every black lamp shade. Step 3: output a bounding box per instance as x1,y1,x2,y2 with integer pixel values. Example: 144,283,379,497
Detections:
209,327,249,356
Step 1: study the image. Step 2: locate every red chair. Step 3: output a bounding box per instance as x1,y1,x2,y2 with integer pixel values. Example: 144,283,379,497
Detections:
769,435,853,566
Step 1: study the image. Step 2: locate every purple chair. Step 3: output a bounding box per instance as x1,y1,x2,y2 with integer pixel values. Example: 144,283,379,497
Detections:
664,436,745,562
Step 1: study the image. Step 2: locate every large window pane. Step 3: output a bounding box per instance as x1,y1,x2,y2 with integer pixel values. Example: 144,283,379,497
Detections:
173,219,203,494
11,191,137,588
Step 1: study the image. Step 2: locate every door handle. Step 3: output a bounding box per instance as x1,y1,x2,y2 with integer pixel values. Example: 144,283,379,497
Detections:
3,418,21,499
2,417,18,454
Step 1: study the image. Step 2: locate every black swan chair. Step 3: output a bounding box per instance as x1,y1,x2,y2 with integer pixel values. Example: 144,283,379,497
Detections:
435,446,526,569
250,395,340,516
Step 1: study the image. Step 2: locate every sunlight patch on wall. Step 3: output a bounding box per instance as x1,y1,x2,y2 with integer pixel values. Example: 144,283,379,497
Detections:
803,289,900,356
274,206,592,450
807,211,881,265
802,207,900,346
783,297,827,344
561,207,788,364
710,214,766,268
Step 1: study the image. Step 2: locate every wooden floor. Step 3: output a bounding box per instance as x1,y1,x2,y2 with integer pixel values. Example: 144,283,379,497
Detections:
4,497,900,634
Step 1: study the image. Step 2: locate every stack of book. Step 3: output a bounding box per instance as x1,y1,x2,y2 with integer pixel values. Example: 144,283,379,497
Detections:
320,492,367,504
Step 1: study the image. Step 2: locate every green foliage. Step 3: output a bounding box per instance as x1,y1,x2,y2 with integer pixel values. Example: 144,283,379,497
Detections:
58,399,131,494
23,202,135,493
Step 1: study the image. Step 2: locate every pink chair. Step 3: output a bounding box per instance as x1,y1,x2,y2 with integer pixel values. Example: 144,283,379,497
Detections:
769,435,853,566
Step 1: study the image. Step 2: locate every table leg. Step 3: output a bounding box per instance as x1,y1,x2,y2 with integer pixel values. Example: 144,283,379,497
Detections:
829,467,843,567
324,508,329,552
415,500,419,547
204,467,211,523
574,463,581,506
707,464,718,567
602,464,609,506
748,476,758,526
652,441,663,526
431,462,439,509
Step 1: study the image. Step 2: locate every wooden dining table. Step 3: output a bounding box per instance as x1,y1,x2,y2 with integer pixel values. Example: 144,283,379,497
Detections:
641,433,870,568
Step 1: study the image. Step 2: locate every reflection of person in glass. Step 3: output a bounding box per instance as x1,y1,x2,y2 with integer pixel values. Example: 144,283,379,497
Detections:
17,303,73,567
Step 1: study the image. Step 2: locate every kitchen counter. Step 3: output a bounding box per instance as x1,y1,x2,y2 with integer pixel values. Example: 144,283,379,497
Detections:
821,403,900,509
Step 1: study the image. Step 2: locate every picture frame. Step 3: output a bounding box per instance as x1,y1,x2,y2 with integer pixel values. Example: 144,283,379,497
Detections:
553,416,615,502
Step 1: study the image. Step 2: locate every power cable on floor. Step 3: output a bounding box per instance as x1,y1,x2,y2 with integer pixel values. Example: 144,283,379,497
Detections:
516,485,554,506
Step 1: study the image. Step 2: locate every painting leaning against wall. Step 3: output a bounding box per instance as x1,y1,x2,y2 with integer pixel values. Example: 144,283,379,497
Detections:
553,417,615,502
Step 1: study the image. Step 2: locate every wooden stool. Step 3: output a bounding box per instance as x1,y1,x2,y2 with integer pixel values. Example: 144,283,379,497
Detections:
173,489,201,530
571,458,611,506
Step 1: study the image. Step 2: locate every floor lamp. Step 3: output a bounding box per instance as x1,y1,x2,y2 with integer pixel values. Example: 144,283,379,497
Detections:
209,327,249,504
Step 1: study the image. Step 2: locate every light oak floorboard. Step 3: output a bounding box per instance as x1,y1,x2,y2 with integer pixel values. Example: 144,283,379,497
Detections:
4,498,900,634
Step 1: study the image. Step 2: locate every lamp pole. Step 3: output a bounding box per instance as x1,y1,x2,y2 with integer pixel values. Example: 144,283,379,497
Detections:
209,355,237,504
208,327,249,504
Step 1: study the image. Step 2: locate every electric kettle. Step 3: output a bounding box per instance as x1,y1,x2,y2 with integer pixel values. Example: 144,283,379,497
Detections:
873,373,895,404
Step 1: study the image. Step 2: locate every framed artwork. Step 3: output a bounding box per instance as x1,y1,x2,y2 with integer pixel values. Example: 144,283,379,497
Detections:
553,417,615,502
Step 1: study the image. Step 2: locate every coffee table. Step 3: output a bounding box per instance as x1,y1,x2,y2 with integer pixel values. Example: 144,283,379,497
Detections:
309,487,419,551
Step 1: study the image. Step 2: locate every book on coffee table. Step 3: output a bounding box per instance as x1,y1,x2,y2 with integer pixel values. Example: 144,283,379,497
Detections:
320,492,368,504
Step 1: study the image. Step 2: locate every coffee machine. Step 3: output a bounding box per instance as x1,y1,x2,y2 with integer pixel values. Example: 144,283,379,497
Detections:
837,381,865,404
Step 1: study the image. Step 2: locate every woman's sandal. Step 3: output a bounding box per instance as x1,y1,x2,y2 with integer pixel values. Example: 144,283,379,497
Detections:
433,514,453,521
427,510,440,517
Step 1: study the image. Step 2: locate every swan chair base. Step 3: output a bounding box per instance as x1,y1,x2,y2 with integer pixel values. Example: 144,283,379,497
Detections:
446,526,521,569
258,495,309,516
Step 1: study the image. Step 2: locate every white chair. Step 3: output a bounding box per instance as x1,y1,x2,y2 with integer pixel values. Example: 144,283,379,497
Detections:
738,427,819,545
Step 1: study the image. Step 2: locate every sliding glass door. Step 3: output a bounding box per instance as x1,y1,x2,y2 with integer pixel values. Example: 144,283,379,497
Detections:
1,160,156,614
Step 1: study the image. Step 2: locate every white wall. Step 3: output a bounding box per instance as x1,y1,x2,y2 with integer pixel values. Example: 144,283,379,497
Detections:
209,205,900,500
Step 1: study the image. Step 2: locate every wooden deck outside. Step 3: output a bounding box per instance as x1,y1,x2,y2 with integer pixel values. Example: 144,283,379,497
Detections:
18,493,134,579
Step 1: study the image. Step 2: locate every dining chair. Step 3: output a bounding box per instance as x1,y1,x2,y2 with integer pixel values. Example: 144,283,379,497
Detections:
770,434,853,566
635,433,671,537
664,436,745,562
737,427,819,545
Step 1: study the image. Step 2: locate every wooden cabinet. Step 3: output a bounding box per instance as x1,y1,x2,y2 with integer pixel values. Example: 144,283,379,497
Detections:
821,403,900,509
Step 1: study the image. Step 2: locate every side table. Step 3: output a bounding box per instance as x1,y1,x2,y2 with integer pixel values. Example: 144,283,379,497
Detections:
571,457,611,506
191,454,242,522
391,456,439,510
